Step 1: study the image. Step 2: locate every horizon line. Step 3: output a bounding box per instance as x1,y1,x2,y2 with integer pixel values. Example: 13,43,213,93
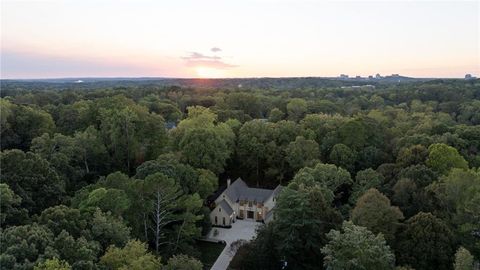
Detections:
1,74,476,81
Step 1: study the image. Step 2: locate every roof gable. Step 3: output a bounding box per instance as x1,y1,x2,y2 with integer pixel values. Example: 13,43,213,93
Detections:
223,178,280,203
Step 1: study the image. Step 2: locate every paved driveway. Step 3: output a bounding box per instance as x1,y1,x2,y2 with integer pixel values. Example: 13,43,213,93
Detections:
207,220,261,270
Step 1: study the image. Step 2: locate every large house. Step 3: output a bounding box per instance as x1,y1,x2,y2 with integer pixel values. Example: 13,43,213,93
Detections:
209,178,283,227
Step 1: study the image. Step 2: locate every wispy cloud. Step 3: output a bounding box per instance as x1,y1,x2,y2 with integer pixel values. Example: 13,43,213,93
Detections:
182,48,237,69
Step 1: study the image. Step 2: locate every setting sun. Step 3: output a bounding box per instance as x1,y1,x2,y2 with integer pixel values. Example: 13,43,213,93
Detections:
195,67,226,78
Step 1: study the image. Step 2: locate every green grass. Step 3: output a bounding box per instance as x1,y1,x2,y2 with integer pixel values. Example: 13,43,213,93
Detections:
195,240,226,269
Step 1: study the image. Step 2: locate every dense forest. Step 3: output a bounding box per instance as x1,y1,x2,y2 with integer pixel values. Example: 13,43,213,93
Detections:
1,78,479,270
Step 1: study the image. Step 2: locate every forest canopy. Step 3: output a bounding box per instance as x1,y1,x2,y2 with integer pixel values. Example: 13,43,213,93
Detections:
0,78,479,270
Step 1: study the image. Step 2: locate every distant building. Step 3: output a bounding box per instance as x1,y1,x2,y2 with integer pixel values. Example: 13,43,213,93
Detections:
375,73,382,79
339,74,349,79
368,75,374,79
465,74,476,80
355,75,362,79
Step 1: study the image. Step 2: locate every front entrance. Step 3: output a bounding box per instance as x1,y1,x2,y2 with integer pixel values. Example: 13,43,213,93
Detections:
247,211,254,219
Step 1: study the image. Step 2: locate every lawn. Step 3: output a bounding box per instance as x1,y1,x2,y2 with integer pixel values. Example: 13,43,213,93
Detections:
195,240,226,269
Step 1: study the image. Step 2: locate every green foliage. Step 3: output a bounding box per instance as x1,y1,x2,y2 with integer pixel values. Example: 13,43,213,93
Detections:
0,100,55,150
454,247,474,270
268,108,284,122
79,187,131,216
321,221,395,270
2,79,480,269
329,143,356,172
273,186,342,269
34,258,72,270
396,212,456,270
290,163,352,203
100,240,161,270
196,169,218,198
430,169,480,258
164,254,203,270
426,143,468,175
0,149,65,214
349,168,384,204
0,223,56,269
287,98,308,121
285,136,320,171
176,106,234,174
0,183,28,226
351,189,404,243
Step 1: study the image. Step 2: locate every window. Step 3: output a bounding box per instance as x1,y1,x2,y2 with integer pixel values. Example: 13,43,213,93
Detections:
215,216,218,224
240,200,245,206
219,208,221,212
248,201,253,207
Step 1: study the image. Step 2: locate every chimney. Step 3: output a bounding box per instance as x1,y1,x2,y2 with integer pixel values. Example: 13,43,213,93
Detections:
227,178,231,187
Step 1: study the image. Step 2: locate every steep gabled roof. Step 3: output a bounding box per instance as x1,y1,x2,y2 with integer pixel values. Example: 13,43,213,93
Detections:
217,200,234,215
223,178,281,203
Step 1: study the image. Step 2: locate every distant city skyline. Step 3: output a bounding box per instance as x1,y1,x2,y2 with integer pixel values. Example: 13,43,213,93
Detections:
1,0,478,79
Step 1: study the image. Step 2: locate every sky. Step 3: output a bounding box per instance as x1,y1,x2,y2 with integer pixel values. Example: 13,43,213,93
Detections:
1,0,479,79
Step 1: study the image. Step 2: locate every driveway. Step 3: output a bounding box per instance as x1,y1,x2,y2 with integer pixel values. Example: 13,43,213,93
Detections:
207,219,261,270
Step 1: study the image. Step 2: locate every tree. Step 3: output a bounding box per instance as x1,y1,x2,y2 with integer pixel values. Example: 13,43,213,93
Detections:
0,223,56,270
164,254,203,270
175,107,234,174
73,126,110,179
138,173,202,253
290,163,352,203
38,205,88,238
337,119,367,151
273,186,342,269
52,230,100,268
285,136,320,171
79,188,131,216
237,120,275,183
350,168,384,204
426,143,468,175
351,189,404,243
287,98,308,121
0,149,65,214
396,212,456,270
34,258,72,270
268,108,284,122
392,178,431,218
0,183,28,226
179,128,231,174
329,143,356,172
100,240,161,270
90,209,131,250
196,169,218,199
454,247,474,270
321,221,395,270
430,168,480,258
0,101,55,150
396,144,428,167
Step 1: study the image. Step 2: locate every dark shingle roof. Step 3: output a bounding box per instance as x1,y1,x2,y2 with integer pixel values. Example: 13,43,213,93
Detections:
224,178,282,203
218,200,234,215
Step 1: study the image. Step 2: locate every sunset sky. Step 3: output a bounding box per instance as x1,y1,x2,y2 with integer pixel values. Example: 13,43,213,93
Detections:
1,0,478,79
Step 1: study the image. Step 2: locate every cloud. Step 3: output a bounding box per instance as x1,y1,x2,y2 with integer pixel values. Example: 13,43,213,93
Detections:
182,52,220,60
181,50,237,69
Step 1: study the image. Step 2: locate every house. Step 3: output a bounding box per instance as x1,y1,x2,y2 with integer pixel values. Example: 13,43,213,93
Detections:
209,178,283,228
